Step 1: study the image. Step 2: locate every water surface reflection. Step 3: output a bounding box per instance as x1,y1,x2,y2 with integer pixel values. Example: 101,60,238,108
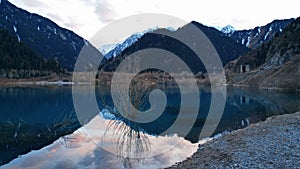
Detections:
1,114,199,169
0,86,299,168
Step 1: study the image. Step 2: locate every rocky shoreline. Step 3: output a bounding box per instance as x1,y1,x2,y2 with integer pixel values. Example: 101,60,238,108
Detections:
167,112,300,169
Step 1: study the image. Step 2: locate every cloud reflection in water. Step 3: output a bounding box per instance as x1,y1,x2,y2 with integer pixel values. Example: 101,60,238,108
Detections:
1,114,199,169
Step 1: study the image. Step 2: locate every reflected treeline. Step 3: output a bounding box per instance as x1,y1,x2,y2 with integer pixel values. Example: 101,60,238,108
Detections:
0,87,81,166
98,84,300,144
0,109,80,166
1,85,300,167
187,87,300,142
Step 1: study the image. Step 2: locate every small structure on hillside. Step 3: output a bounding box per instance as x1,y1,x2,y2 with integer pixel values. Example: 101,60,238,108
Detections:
240,65,250,73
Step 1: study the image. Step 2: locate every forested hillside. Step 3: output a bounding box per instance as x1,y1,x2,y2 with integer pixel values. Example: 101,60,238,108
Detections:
0,29,65,79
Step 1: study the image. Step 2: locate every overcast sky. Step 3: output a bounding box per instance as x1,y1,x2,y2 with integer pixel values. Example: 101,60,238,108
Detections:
9,0,299,39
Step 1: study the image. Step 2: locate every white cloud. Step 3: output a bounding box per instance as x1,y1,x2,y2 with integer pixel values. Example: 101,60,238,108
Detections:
9,0,300,39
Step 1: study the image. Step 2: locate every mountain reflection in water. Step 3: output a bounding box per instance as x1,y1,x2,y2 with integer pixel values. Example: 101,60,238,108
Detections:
0,86,299,168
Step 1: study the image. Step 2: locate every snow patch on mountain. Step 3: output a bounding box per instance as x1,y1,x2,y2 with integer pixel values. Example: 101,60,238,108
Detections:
242,38,245,45
104,33,143,59
221,25,235,34
100,27,174,59
60,33,67,40
225,19,294,49
264,26,273,40
71,41,77,51
246,36,251,46
16,34,21,42
99,44,117,55
166,26,177,32
13,26,17,32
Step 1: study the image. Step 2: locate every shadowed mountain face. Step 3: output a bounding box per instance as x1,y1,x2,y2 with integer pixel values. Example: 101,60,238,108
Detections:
226,17,300,90
0,29,65,78
225,18,295,49
0,0,85,71
100,21,250,73
190,22,250,65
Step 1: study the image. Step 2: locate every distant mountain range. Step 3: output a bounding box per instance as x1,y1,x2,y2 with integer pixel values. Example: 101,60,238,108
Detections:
100,27,161,59
223,18,295,49
104,19,294,62
226,17,300,90
100,21,250,73
99,19,294,72
0,0,298,85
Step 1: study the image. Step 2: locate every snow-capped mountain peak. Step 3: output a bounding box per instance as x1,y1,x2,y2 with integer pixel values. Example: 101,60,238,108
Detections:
99,27,165,59
221,25,235,34
100,32,145,59
99,44,117,56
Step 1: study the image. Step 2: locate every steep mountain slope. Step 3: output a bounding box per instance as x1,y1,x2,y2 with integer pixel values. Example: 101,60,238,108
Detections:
99,27,177,59
225,18,295,49
191,21,251,65
226,17,300,90
0,29,65,78
102,30,152,59
101,21,250,73
0,0,85,70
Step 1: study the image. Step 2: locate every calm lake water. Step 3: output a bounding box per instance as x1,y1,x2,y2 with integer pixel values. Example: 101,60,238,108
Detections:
0,86,299,168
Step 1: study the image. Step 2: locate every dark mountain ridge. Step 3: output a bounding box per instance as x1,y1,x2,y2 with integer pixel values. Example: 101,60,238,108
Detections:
226,18,295,49
0,0,85,71
100,21,250,74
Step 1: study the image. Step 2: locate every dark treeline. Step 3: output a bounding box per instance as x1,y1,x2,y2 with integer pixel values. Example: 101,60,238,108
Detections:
0,29,65,78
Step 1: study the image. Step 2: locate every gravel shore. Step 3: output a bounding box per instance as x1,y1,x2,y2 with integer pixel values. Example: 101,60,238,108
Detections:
167,112,300,169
